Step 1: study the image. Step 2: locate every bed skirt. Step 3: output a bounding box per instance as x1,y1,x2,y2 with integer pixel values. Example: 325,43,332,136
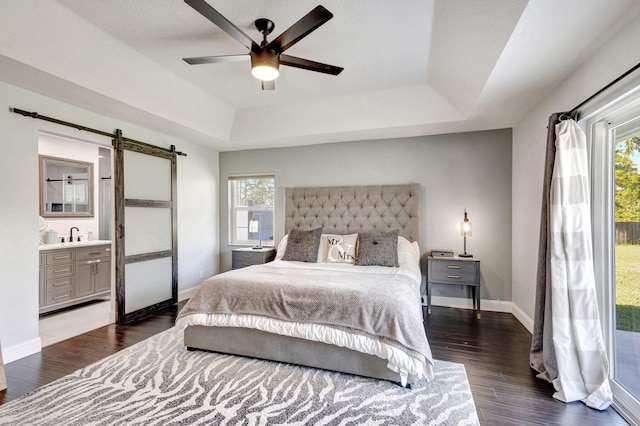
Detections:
184,325,417,386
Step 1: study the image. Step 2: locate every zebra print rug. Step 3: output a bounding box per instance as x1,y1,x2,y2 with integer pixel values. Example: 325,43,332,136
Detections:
0,327,479,425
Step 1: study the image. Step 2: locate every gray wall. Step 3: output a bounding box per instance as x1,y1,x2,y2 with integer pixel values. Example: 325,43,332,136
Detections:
220,129,512,303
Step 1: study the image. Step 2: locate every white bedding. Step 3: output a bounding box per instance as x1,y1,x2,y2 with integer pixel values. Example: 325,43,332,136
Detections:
176,236,433,385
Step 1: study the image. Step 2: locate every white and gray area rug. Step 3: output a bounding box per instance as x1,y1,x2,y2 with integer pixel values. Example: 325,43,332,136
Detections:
0,327,479,425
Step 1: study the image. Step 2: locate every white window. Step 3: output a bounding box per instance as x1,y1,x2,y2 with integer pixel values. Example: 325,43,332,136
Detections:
228,174,275,246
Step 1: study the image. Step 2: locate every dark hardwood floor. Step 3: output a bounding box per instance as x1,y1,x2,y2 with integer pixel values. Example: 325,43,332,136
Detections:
0,304,629,425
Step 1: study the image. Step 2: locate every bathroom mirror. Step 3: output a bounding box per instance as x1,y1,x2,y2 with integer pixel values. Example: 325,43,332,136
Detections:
40,155,94,217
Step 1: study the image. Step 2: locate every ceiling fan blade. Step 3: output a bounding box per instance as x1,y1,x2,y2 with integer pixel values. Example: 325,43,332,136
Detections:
267,5,333,53
184,0,258,51
261,80,275,91
280,55,343,75
183,54,249,65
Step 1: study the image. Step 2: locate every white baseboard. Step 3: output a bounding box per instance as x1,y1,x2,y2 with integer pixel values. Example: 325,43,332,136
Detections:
178,285,199,302
3,337,41,364
511,303,534,334
430,296,534,334
429,296,513,313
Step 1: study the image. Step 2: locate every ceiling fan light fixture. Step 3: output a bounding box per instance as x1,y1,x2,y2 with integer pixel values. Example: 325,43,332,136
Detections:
250,49,280,81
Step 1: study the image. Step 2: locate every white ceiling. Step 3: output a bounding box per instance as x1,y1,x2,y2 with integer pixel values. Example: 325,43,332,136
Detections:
1,0,639,151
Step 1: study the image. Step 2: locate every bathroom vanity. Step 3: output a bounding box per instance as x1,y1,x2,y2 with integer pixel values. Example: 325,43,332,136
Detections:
39,241,112,314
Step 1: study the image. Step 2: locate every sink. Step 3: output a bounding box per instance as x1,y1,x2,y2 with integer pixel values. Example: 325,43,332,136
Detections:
39,240,112,250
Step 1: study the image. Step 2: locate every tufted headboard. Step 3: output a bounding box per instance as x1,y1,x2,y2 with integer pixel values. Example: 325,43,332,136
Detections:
284,184,420,242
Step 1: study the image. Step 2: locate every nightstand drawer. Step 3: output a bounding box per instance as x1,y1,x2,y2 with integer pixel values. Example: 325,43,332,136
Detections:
231,248,276,269
430,261,478,284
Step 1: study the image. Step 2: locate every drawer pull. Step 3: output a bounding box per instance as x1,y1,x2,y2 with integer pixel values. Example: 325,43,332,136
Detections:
447,265,461,269
105,248,111,252
53,255,71,260
242,255,253,259
88,252,102,256
52,294,69,300
53,281,70,287
85,259,101,264
53,268,71,273
447,275,461,279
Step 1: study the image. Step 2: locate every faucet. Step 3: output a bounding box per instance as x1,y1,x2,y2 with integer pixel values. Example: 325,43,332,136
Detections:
70,226,79,242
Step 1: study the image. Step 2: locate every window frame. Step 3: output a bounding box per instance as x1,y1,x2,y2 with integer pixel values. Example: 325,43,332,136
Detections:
228,174,275,246
587,87,640,425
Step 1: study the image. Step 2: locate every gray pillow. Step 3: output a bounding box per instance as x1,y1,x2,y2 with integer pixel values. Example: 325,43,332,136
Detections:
282,227,323,263
355,230,400,267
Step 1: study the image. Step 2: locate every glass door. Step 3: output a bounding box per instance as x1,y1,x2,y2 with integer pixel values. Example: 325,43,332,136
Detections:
592,101,640,423
113,131,178,325
611,115,640,409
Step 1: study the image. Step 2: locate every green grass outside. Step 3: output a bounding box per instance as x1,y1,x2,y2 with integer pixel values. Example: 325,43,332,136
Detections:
615,244,640,332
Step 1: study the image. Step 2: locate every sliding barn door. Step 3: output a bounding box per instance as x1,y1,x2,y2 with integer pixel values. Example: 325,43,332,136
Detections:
113,130,177,325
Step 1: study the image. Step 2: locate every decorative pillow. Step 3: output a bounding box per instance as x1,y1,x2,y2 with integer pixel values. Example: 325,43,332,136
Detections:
282,227,323,263
274,234,289,260
322,233,358,264
355,230,400,267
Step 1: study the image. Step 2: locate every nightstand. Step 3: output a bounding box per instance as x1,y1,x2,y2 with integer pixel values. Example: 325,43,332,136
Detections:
427,256,481,318
232,247,276,269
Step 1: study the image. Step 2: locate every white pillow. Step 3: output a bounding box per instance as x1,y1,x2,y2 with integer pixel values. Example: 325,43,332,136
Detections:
322,233,358,264
274,234,289,260
397,236,421,270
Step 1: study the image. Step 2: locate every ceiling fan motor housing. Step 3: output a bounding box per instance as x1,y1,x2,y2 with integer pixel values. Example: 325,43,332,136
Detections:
250,49,279,81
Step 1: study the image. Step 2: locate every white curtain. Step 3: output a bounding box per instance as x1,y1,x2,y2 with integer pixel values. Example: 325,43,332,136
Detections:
547,118,612,409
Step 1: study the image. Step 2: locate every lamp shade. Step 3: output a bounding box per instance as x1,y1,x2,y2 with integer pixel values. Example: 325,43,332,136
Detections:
249,217,259,233
460,220,472,236
250,49,279,81
459,210,473,258
460,211,472,236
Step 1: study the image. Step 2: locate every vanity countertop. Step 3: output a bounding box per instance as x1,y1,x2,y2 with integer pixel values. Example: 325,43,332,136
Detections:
39,240,112,251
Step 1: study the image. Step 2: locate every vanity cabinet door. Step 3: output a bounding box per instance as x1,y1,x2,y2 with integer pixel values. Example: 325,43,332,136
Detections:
94,259,111,293
75,260,95,298
75,257,110,298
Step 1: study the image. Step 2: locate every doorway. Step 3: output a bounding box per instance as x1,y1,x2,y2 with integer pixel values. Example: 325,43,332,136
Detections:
38,132,116,346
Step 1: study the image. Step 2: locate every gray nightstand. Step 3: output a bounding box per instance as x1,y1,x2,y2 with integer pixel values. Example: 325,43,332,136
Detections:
232,247,276,269
427,256,481,318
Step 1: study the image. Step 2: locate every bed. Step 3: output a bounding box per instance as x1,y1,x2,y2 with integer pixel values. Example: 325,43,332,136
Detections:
176,184,433,386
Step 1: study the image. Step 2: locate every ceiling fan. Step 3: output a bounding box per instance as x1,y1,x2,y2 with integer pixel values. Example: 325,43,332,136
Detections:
183,0,344,90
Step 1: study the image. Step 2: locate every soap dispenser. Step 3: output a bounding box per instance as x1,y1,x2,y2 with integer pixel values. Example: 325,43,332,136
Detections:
44,230,58,244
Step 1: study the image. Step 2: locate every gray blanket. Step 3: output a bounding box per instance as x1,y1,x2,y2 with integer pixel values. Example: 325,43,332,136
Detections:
178,262,432,365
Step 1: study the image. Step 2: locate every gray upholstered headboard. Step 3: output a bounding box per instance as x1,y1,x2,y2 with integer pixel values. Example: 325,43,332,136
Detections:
284,184,420,242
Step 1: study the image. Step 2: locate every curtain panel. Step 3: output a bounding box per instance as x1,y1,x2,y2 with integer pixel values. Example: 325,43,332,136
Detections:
530,115,612,410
